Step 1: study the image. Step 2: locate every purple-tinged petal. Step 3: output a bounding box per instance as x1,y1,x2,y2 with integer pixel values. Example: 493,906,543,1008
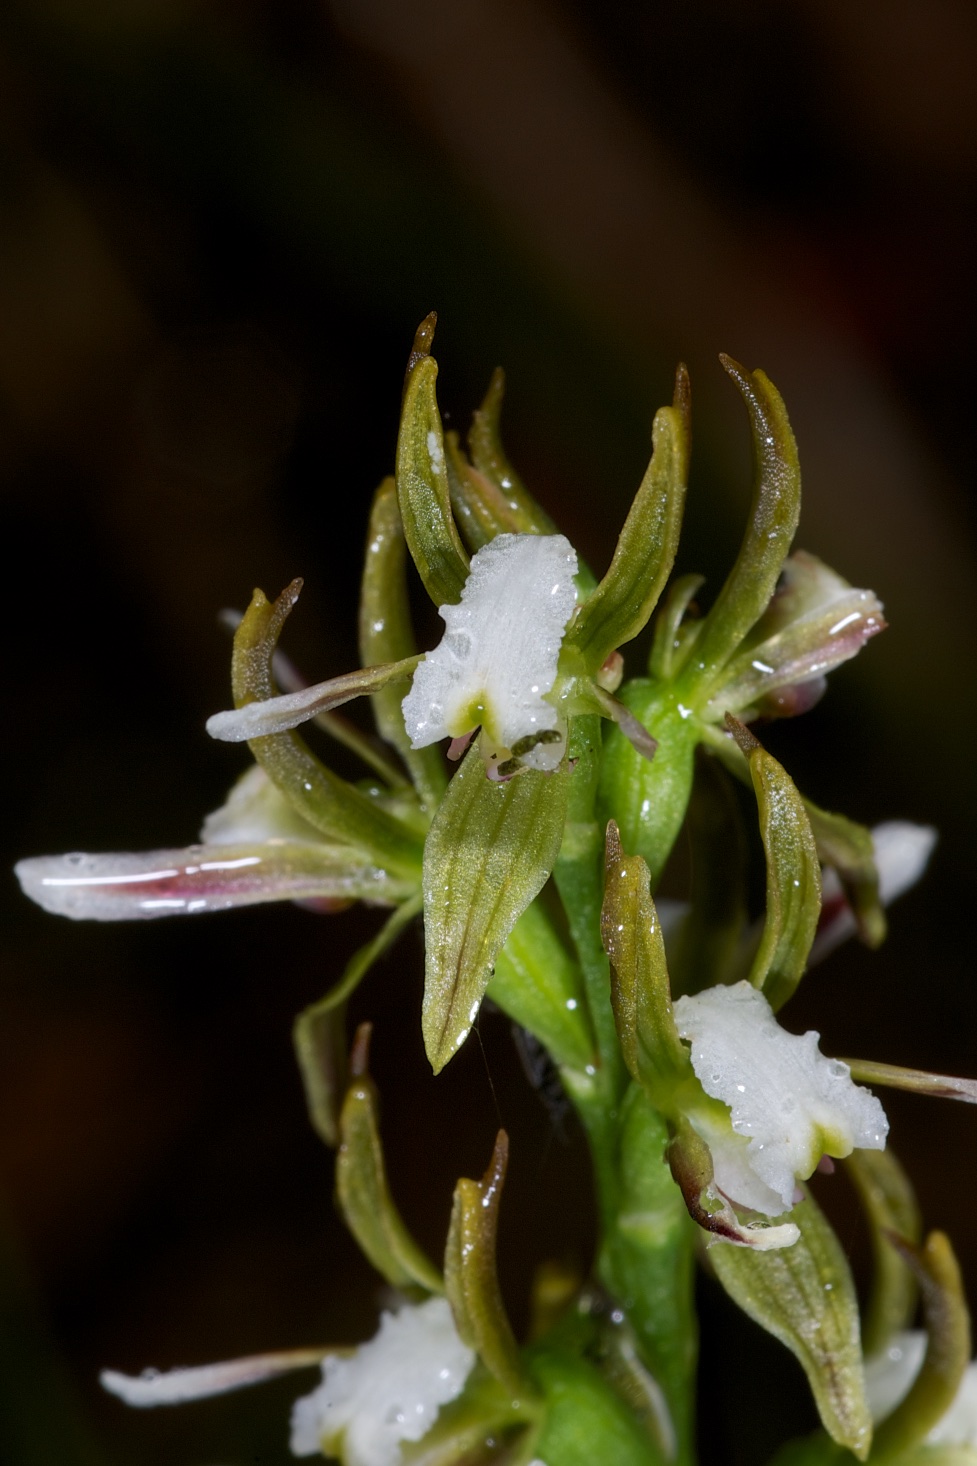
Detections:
101,1348,332,1407
15,843,413,921
705,551,885,720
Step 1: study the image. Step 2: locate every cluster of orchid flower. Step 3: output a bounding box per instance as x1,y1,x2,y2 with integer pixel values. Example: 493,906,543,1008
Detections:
17,318,977,1466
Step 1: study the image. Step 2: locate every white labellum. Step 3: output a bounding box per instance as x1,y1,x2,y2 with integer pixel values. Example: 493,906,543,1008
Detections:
674,981,888,1216
402,533,578,772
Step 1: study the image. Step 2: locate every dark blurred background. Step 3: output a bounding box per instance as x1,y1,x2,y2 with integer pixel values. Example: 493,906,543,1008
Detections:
2,2,975,1463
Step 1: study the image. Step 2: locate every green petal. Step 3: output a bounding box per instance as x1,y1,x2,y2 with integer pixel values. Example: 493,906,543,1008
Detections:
396,324,470,608
421,741,571,1073
359,477,448,814
335,1024,444,1295
567,366,690,674
676,358,800,704
727,717,821,1011
709,1184,873,1460
444,1132,530,1399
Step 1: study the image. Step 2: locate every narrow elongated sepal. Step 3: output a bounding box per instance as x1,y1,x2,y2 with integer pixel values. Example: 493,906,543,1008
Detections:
845,1148,922,1357
396,340,469,608
843,1061,977,1106
14,841,408,920
568,366,690,673
421,740,571,1072
101,1349,330,1407
601,821,689,1099
709,1185,874,1460
678,359,801,700
230,583,423,877
727,716,821,1009
208,656,421,742
444,1132,529,1400
872,1233,971,1459
806,802,886,950
336,1025,444,1295
294,896,422,1146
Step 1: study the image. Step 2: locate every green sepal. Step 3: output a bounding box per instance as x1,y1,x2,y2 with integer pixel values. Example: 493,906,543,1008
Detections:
526,1346,666,1466
335,1023,444,1295
231,583,423,878
727,716,821,1010
676,358,800,702
396,327,469,608
709,1184,873,1461
804,800,886,949
488,900,596,1073
359,477,447,814
467,367,557,537
294,895,422,1146
421,740,571,1073
567,366,690,674
596,682,700,888
444,1131,531,1401
845,1148,921,1360
601,821,689,1102
669,754,748,997
871,1232,971,1462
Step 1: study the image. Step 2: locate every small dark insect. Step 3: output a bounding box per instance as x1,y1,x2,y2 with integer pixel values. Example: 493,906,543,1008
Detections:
511,1024,572,1143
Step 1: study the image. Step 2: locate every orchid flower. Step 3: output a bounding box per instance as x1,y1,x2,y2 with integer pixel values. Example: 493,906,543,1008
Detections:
101,1298,476,1466
674,981,888,1223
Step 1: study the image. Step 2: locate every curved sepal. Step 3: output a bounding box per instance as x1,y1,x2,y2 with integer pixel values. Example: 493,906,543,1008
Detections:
567,367,690,673
294,896,422,1146
421,740,571,1073
444,1131,530,1400
229,582,423,877
335,1024,444,1295
396,323,470,608
677,358,800,701
871,1233,972,1461
709,1184,873,1460
360,477,447,814
727,716,820,1010
845,1148,922,1358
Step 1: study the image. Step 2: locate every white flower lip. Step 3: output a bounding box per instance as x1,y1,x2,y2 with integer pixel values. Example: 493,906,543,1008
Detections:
290,1297,475,1465
674,981,888,1216
402,533,578,773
